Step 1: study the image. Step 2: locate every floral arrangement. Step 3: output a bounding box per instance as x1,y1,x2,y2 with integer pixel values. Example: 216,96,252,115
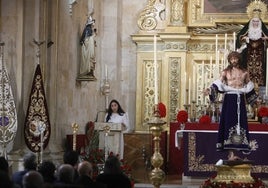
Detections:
81,148,105,178
258,106,268,117
201,176,266,188
199,115,211,124
158,102,166,118
176,110,188,123
82,148,105,165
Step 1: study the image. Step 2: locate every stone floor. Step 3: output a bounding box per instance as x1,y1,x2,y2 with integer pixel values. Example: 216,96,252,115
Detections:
134,175,204,188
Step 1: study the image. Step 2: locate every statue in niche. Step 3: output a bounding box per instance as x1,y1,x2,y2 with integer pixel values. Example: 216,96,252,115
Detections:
236,1,268,87
78,16,97,81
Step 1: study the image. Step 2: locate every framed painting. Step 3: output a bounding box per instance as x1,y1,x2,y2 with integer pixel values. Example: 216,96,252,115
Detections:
188,0,268,27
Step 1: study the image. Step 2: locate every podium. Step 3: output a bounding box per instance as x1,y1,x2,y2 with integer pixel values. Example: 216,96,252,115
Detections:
94,122,123,158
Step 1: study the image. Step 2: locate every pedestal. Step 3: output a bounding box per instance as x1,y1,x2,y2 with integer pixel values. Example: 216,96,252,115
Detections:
214,164,254,183
94,122,123,158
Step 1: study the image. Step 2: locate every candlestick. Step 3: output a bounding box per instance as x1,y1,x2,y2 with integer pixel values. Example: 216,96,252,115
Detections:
210,56,213,82
224,33,227,51
204,72,208,89
216,50,220,78
201,61,204,89
188,78,191,104
184,72,187,104
105,64,108,80
204,72,208,105
215,34,218,53
192,64,196,100
233,32,236,51
221,57,224,73
154,35,158,104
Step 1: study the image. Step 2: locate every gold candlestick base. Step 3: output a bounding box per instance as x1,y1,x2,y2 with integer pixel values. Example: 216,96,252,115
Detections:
148,104,166,188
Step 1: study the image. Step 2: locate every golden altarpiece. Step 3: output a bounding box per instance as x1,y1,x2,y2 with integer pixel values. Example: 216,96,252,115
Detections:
132,0,268,132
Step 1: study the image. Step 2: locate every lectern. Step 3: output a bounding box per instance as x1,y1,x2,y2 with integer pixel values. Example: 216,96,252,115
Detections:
94,122,123,159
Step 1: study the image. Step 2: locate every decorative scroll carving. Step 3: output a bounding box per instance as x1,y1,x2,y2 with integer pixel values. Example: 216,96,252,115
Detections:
137,0,165,31
165,42,186,51
169,57,181,121
170,0,185,25
187,43,211,51
143,60,160,125
192,24,244,35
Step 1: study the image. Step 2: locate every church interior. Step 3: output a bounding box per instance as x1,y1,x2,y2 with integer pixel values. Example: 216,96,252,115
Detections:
1,0,268,187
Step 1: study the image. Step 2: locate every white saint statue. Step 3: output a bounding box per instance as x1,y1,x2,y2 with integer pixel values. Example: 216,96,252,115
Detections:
79,16,96,77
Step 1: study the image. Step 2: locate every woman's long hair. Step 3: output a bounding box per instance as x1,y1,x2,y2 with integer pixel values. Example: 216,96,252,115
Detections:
105,99,125,122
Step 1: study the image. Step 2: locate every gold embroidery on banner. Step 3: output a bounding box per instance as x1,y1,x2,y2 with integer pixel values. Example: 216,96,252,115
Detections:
25,74,50,152
187,132,268,173
188,132,215,172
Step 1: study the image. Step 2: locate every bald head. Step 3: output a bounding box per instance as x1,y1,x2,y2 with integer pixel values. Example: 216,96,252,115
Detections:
22,170,44,188
78,161,93,177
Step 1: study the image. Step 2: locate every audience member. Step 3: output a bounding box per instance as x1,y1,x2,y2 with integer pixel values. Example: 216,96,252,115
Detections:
0,156,9,173
0,157,20,188
12,152,37,188
54,164,75,187
0,170,13,188
22,170,44,188
96,156,131,188
75,161,106,188
63,150,79,181
38,160,56,184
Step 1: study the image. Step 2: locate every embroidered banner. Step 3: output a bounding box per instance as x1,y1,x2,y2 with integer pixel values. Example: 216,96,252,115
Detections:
0,44,18,156
24,64,51,152
184,131,268,178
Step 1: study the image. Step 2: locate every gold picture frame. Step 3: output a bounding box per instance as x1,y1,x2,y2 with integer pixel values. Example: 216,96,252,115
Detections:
188,0,268,27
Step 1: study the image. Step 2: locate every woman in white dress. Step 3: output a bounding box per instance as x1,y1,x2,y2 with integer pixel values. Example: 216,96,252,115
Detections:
105,99,130,159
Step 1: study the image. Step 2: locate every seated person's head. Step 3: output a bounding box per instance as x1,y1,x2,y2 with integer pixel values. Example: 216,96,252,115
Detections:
56,164,75,184
104,155,121,174
77,161,93,178
23,153,37,170
38,160,56,182
63,150,79,166
22,170,44,188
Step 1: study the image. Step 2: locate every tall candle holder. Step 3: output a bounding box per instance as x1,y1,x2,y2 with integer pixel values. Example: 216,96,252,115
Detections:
195,104,200,121
101,78,111,110
202,104,207,116
148,104,166,188
211,103,216,123
191,101,196,122
71,123,79,151
183,104,191,122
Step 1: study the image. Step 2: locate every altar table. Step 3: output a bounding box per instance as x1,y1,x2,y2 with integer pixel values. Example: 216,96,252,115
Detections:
169,122,268,178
